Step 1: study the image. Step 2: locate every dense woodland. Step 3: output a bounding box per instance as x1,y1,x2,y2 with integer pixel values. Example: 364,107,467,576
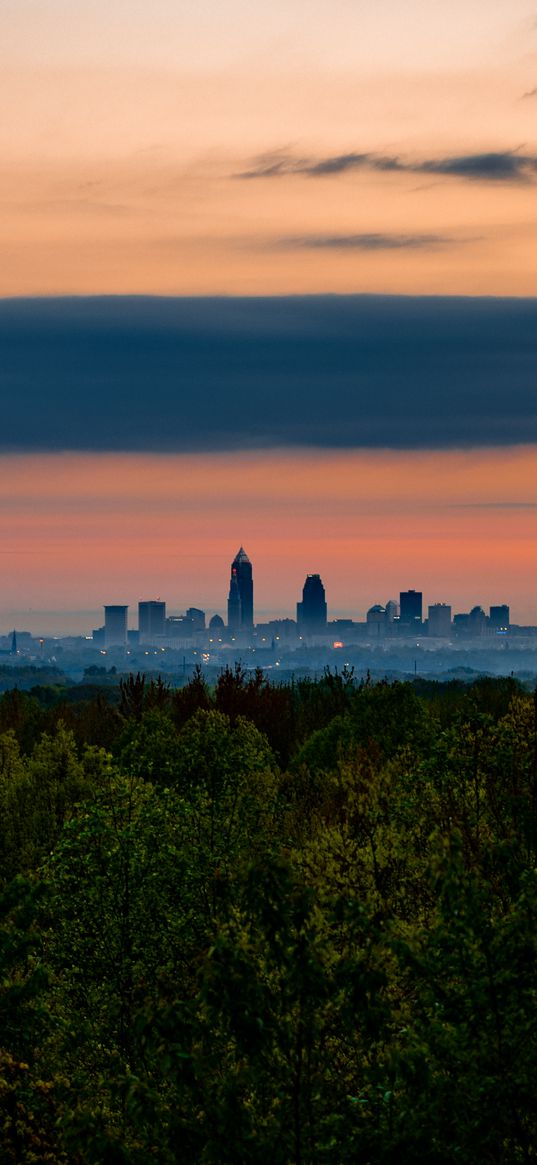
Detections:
1,665,537,1163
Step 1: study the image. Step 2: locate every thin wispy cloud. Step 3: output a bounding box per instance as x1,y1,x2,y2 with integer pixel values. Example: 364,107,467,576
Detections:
237,149,537,184
452,501,537,509
32,198,131,217
277,232,456,251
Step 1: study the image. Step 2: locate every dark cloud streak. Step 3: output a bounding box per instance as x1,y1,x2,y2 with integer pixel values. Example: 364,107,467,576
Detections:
238,149,537,184
277,232,454,250
1,295,537,453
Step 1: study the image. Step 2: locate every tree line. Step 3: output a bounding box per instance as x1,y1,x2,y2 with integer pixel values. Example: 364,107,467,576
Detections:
0,666,536,1163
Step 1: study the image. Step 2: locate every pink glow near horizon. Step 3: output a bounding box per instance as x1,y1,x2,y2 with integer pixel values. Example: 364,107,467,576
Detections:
1,447,537,634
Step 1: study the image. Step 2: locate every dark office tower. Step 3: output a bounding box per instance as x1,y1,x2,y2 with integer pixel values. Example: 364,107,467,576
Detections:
138,600,166,643
104,605,128,647
228,546,254,631
489,604,510,631
186,607,206,630
468,605,487,636
297,574,327,635
399,589,422,626
428,603,452,637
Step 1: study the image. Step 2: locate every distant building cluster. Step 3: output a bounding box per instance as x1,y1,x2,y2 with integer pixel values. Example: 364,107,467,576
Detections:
364,592,510,641
89,549,512,651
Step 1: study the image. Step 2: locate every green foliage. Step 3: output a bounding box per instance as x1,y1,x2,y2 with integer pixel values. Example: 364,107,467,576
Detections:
189,851,393,1165
0,878,66,1164
294,680,434,776
1,673,537,1160
119,673,171,722
172,708,275,792
0,689,45,754
0,723,109,883
292,667,357,746
118,708,182,783
413,673,525,727
389,835,537,1162
215,664,296,765
172,664,213,728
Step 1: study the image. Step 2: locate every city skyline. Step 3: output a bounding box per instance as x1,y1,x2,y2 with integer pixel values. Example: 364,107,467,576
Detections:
92,585,510,649
1,435,537,637
0,535,523,640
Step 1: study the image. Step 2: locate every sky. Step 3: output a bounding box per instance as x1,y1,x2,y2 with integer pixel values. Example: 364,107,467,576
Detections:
2,1,537,632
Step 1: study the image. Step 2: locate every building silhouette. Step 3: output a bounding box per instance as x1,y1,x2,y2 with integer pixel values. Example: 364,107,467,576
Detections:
400,589,422,627
366,604,386,637
468,605,487,636
227,547,253,632
104,605,128,647
428,603,452,637
209,614,225,638
138,600,166,643
186,607,206,630
490,604,510,631
297,574,327,636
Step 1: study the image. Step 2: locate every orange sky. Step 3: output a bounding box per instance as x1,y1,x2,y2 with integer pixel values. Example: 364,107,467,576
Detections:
2,0,537,296
1,448,537,634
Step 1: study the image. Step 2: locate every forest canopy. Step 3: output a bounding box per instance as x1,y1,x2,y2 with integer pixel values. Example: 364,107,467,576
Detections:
0,666,536,1163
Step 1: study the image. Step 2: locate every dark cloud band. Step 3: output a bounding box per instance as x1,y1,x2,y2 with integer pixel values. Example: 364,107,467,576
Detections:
1,294,537,453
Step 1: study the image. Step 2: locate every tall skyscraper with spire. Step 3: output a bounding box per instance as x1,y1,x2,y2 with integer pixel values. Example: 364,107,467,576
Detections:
227,547,253,632
227,571,241,633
